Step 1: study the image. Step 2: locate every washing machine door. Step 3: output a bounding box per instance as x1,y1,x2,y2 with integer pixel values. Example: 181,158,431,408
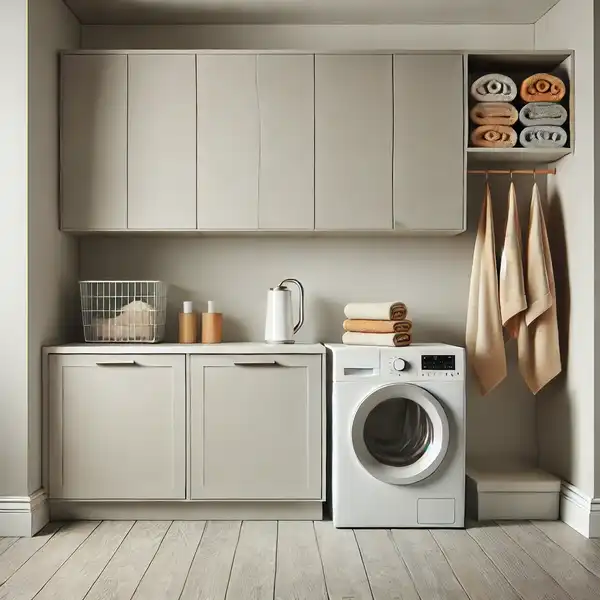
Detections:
351,382,450,485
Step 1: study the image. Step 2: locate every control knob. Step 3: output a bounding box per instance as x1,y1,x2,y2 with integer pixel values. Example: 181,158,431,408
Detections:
392,358,407,372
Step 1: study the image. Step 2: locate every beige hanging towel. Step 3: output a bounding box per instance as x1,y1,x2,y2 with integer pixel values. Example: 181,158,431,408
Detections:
466,183,507,395
500,182,527,339
518,183,561,394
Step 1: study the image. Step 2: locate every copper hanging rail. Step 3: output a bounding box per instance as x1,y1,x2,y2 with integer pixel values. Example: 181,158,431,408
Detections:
467,168,556,175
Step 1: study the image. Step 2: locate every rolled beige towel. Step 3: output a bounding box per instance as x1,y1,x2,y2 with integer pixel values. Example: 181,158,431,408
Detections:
471,73,517,102
470,102,518,126
344,302,407,321
342,332,412,347
343,319,412,334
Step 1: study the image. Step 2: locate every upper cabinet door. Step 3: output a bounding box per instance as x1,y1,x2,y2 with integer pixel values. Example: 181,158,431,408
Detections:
61,54,127,231
257,55,315,230
393,55,465,232
315,55,393,230
197,55,259,230
128,54,197,230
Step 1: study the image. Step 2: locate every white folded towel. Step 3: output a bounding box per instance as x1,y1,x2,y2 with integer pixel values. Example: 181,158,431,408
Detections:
343,302,406,321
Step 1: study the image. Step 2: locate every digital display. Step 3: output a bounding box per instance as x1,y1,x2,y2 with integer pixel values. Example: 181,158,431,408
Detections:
422,355,455,371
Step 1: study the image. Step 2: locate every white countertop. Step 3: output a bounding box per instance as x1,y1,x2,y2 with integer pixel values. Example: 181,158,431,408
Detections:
44,342,325,355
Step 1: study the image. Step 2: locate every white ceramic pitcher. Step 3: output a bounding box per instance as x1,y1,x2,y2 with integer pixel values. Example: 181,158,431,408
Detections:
265,279,305,344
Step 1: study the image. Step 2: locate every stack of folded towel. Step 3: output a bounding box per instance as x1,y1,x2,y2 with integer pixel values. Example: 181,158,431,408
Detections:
518,73,568,148
342,302,412,347
470,73,518,148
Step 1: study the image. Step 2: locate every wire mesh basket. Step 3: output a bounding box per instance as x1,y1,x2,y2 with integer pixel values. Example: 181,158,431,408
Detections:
79,281,168,343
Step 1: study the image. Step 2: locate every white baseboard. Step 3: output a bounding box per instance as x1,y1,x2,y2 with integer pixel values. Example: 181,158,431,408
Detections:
561,483,600,539
0,489,49,537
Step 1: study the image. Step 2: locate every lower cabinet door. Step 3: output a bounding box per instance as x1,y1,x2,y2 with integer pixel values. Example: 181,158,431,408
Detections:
48,355,186,500
190,355,323,500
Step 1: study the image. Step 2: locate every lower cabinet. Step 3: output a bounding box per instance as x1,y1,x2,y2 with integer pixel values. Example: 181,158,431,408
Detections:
48,355,186,500
190,355,323,500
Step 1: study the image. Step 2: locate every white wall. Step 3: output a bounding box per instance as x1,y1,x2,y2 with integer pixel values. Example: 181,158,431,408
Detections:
27,0,80,495
0,0,28,498
81,23,534,51
535,0,597,498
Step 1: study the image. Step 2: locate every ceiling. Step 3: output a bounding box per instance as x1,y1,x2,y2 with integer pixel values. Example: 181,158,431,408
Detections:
63,0,562,26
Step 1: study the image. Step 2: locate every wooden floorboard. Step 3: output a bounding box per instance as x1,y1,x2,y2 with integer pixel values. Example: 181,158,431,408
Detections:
225,521,277,600
0,521,99,600
314,521,373,600
500,521,600,600
0,539,17,558
2,520,600,600
0,523,62,586
391,529,469,600
180,521,241,600
468,523,571,600
274,521,328,600
534,521,600,579
84,520,171,600
432,529,520,600
131,521,205,600
33,521,133,600
354,529,420,600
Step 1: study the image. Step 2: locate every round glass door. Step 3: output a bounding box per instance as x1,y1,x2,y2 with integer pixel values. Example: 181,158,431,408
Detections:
351,383,450,485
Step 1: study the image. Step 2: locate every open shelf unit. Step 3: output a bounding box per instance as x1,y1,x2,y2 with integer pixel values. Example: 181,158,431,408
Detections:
465,52,574,167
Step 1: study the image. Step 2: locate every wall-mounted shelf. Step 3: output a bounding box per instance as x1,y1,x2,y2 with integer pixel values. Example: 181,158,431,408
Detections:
467,147,572,166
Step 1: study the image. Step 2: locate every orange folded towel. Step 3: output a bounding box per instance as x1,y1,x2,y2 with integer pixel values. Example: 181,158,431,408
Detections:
343,319,412,334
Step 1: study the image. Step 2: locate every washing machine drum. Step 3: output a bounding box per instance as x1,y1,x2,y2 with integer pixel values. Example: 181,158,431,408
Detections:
351,383,450,485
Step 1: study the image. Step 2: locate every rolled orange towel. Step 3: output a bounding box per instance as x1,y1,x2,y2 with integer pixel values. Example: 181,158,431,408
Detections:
343,319,412,334
520,73,566,103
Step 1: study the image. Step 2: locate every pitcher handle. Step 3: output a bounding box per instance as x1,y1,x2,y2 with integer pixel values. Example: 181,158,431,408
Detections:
279,278,304,334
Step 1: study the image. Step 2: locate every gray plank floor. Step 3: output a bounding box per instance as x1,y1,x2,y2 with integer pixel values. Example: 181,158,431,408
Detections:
0,520,599,600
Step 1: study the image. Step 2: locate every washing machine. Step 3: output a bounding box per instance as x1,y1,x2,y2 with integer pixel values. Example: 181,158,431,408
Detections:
326,343,466,528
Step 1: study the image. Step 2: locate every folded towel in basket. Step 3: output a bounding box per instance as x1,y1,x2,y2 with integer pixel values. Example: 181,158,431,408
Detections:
344,302,407,321
93,300,156,342
343,319,412,334
342,332,412,347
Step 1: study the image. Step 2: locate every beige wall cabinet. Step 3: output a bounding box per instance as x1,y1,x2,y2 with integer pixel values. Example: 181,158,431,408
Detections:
61,54,127,231
315,54,394,230
197,54,314,230
61,51,465,234
190,355,323,500
393,54,465,232
128,54,197,230
48,355,186,500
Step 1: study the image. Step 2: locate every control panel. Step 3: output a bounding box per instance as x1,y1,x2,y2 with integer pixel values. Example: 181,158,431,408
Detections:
419,353,462,379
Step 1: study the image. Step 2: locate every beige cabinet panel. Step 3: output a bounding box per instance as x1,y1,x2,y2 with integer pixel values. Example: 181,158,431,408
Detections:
61,54,127,230
393,55,465,232
128,54,197,230
49,355,186,500
197,55,259,229
191,355,322,500
257,55,315,230
315,55,393,230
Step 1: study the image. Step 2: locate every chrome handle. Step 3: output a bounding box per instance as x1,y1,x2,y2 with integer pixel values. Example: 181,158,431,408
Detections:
279,278,304,334
233,360,279,367
96,360,138,367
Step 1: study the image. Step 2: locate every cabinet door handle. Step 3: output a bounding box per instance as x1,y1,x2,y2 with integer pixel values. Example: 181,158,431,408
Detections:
233,360,279,367
96,360,138,367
